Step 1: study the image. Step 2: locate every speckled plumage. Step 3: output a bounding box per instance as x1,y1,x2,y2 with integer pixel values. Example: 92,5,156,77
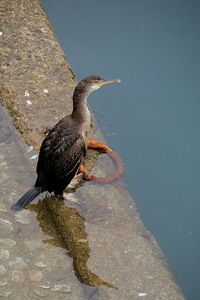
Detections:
35,115,87,195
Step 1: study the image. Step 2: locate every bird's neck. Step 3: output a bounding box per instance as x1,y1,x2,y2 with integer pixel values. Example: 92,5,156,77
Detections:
72,92,90,124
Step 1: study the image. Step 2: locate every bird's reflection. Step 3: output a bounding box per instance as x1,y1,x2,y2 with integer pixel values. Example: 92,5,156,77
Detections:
29,195,114,288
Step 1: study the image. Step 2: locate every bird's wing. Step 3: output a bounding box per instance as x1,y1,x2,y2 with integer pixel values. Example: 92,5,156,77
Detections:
36,117,86,181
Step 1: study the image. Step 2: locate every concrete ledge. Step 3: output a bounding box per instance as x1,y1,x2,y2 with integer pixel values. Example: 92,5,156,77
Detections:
0,0,185,299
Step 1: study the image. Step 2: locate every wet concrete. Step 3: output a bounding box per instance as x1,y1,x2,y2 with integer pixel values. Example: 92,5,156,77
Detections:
0,0,186,299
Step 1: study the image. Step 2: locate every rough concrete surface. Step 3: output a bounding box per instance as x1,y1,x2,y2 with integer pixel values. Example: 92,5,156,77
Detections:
0,0,186,299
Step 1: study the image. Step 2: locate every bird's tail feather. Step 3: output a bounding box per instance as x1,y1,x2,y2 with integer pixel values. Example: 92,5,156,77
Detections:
11,186,41,211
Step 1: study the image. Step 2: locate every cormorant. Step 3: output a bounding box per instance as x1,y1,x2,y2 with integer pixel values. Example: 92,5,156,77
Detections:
11,76,120,211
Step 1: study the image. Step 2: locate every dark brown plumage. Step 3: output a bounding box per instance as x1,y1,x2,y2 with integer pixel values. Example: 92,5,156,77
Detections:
11,76,120,211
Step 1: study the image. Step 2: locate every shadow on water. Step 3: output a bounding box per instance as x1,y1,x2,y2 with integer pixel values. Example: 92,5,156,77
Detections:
29,196,114,289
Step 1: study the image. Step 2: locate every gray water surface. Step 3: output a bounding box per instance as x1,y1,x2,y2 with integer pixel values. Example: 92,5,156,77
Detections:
41,1,200,299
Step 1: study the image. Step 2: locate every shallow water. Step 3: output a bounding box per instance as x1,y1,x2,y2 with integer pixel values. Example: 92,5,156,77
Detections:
41,1,200,299
1,103,140,299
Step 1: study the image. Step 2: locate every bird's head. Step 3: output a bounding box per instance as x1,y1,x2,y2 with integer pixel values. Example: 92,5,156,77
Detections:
75,75,121,97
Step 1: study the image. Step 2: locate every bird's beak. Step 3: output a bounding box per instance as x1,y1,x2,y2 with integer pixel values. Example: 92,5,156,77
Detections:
98,79,121,87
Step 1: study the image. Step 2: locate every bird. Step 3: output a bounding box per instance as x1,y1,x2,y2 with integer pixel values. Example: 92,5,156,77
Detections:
11,76,120,211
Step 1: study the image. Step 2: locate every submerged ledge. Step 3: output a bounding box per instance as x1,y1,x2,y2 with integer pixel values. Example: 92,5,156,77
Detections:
0,0,185,299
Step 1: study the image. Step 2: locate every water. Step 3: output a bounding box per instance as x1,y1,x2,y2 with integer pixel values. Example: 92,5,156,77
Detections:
41,1,200,299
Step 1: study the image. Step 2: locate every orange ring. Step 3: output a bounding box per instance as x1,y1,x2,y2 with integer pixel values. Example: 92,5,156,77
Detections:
90,151,124,183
